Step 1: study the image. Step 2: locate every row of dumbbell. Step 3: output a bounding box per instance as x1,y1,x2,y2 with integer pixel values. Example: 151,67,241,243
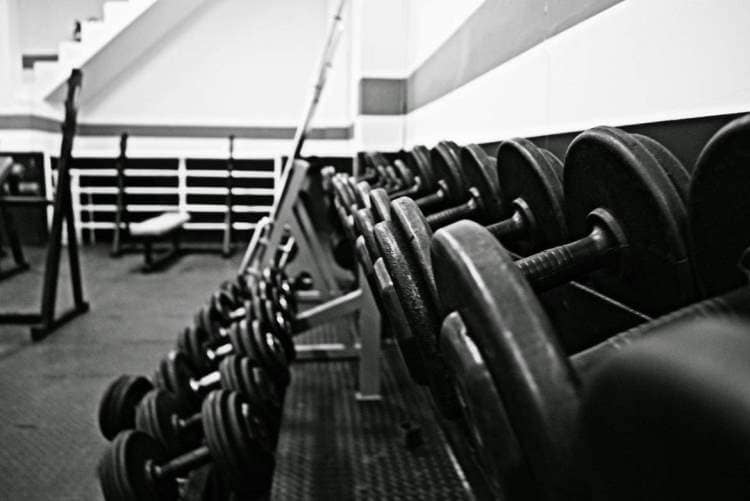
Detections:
326,115,750,499
97,239,310,500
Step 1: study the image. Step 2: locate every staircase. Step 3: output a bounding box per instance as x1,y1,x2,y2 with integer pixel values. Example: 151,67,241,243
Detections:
21,0,208,106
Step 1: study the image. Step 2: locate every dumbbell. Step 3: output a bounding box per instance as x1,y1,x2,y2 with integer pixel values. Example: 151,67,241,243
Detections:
376,129,694,416
138,363,282,457
98,390,275,501
98,353,279,441
200,317,291,389
430,114,750,500
433,221,750,500
368,140,566,388
188,280,296,366
154,351,286,409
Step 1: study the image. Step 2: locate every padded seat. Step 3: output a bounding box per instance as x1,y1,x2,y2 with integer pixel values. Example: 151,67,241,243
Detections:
130,211,190,237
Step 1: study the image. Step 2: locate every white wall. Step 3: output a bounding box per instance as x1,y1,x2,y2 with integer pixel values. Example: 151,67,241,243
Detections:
404,0,750,147
19,0,108,54
404,0,485,73
79,0,352,129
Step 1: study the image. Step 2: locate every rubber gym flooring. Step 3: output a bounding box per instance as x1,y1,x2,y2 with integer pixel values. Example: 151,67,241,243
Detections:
0,246,470,500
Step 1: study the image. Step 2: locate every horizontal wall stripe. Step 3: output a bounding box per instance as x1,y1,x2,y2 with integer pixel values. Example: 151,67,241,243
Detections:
0,115,353,140
359,78,406,115
406,0,624,112
0,114,62,133
22,53,58,69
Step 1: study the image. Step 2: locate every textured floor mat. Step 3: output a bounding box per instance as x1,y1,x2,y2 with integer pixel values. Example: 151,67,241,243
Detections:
273,321,471,500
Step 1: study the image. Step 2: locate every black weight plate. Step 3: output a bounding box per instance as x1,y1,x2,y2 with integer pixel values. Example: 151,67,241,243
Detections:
373,220,460,418
540,148,564,182
565,126,694,314
439,312,536,500
346,176,366,208
202,391,274,497
100,375,154,441
461,144,505,222
227,321,246,358
105,430,177,501
262,298,296,362
372,257,430,384
135,390,185,455
333,174,356,210
369,188,392,223
393,159,415,187
166,351,199,407
356,181,372,209
99,375,129,440
390,197,441,313
409,145,437,191
431,220,585,499
178,326,209,373
352,208,380,259
252,319,291,389
632,134,691,206
496,138,568,252
431,141,469,204
689,114,750,296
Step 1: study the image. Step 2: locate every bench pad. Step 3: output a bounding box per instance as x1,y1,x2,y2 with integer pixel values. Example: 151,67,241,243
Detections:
130,211,190,237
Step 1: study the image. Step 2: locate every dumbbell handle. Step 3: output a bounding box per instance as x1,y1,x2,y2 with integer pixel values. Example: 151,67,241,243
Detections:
206,342,234,361
389,178,421,199
172,412,203,435
415,185,446,212
486,199,532,241
150,444,211,479
189,370,221,393
426,188,481,229
516,208,625,291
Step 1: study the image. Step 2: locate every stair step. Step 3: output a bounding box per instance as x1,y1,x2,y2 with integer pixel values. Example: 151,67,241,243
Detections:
79,20,108,44
57,41,86,66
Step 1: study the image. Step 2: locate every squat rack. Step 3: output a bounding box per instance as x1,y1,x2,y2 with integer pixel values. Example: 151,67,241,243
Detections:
0,69,89,341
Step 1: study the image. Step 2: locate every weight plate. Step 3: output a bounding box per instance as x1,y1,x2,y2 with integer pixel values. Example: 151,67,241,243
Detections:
352,208,379,261
431,141,469,205
689,114,750,296
369,188,392,223
251,319,291,389
103,430,177,501
393,159,415,187
409,145,437,191
632,134,691,206
460,144,505,223
166,351,199,408
565,126,694,314
390,198,441,313
356,181,372,209
373,220,460,418
431,220,585,498
135,390,186,456
496,138,568,253
202,391,274,497
439,312,536,500
99,375,154,441
346,176,366,208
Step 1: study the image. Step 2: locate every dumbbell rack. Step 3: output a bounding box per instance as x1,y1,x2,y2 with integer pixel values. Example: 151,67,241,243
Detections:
242,159,381,400
239,0,381,400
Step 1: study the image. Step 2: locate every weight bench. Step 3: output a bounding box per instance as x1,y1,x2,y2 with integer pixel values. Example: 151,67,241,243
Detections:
129,211,190,272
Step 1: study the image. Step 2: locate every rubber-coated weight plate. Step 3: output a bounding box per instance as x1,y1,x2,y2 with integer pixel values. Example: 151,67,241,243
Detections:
369,188,392,223
565,127,694,314
689,114,750,296
496,138,568,253
461,144,505,222
432,220,584,499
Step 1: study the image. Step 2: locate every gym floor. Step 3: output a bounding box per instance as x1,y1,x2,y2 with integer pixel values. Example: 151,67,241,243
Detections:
0,246,469,500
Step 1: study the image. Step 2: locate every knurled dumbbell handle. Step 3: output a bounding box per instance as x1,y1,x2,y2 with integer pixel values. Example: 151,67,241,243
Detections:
151,444,211,479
